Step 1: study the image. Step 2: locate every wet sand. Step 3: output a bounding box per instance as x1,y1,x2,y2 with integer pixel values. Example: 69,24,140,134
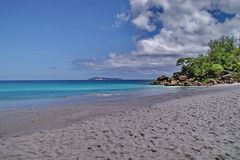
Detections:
0,85,240,159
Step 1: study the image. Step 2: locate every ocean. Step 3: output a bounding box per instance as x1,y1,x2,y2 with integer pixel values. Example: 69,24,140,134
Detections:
0,80,194,109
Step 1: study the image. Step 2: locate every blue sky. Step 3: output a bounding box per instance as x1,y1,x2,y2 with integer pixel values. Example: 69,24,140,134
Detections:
0,0,135,80
0,0,240,80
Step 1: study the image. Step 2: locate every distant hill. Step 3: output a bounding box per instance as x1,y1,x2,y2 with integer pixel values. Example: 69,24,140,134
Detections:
88,77,122,80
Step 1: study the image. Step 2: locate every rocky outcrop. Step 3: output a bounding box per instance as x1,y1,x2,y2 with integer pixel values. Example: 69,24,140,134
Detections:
151,70,240,86
157,75,169,81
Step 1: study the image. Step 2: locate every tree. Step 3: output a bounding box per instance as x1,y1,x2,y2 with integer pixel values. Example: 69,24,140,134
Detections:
208,64,224,78
176,36,240,82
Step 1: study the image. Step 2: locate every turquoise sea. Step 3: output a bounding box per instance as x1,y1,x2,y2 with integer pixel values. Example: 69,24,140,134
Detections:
0,80,194,109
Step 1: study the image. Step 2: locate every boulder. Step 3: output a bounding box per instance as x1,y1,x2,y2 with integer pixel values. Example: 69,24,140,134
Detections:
220,74,231,81
151,80,166,85
150,81,158,85
184,81,192,86
179,76,188,81
157,75,169,81
178,82,184,86
173,72,181,79
170,80,178,85
164,82,171,86
216,80,222,84
188,78,195,82
208,79,217,85
152,70,239,86
228,78,235,84
192,81,202,86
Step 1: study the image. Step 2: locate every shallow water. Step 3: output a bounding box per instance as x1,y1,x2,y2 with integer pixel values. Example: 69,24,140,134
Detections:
0,80,197,109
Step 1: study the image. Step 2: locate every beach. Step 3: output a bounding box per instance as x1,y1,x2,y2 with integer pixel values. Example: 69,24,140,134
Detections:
0,84,240,159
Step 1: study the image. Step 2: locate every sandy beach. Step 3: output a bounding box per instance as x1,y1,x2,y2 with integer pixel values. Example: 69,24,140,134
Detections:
0,85,240,159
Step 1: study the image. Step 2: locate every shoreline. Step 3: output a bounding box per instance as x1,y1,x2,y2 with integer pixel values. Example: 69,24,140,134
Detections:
0,84,239,159
0,84,237,139
0,87,197,138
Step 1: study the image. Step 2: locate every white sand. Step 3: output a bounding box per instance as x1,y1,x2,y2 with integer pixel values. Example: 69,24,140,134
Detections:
0,85,240,159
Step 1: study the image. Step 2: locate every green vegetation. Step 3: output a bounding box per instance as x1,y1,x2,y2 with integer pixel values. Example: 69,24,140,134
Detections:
176,36,240,82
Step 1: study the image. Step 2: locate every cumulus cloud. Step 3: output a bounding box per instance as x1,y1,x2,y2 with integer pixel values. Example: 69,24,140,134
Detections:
75,0,240,76
212,0,240,14
132,0,240,56
132,11,156,31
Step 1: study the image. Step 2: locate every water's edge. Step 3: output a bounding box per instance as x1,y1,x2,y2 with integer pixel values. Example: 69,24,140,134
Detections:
0,80,201,109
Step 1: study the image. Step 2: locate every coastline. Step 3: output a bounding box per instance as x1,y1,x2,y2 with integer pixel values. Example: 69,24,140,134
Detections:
0,84,240,159
0,84,237,139
0,85,206,138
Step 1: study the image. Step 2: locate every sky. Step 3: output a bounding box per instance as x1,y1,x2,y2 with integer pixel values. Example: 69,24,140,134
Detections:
0,0,240,80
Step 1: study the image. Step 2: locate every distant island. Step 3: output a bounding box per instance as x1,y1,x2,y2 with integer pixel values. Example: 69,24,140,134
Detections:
88,77,122,80
152,36,240,86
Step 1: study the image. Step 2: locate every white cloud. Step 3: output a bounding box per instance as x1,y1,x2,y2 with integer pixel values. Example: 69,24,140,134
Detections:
132,0,240,57
77,0,240,76
132,11,156,31
75,53,176,70
212,0,240,14
114,12,131,27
